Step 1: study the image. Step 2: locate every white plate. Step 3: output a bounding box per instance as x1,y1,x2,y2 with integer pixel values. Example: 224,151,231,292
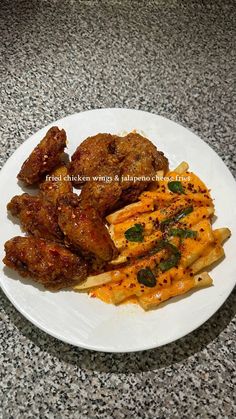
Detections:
1,108,236,353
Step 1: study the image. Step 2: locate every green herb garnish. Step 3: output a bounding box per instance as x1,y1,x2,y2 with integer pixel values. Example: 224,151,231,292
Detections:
137,268,157,287
159,253,181,272
149,240,180,255
168,228,197,239
149,239,167,254
124,223,144,242
160,206,193,231
168,181,185,194
159,242,181,271
149,240,181,272
175,206,193,221
159,218,174,231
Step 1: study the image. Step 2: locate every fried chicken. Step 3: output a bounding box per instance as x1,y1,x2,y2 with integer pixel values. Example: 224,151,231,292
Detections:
7,193,63,242
3,236,87,290
79,179,122,217
69,133,120,187
18,127,67,185
57,193,117,262
39,165,73,205
69,132,169,215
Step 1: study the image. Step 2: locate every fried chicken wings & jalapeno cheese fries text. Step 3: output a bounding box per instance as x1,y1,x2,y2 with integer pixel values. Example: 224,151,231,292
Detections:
3,127,231,311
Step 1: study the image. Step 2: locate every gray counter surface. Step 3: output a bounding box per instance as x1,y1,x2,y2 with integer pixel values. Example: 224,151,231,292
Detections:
0,1,235,418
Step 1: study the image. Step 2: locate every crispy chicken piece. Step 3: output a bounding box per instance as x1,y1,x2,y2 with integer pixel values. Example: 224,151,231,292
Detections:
118,132,168,186
7,193,63,242
70,132,169,215
39,165,73,205
119,150,157,204
79,179,122,216
57,193,117,262
3,236,87,290
79,160,122,216
18,127,67,185
69,133,120,187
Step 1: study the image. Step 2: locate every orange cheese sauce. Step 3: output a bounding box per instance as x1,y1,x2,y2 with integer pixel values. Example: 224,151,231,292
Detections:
92,169,215,307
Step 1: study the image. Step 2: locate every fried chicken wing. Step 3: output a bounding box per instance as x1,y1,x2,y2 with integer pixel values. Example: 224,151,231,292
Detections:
70,132,169,215
79,179,122,216
117,132,168,174
7,193,63,242
69,133,120,187
3,236,87,290
57,193,117,262
18,127,67,185
39,165,73,204
79,160,122,216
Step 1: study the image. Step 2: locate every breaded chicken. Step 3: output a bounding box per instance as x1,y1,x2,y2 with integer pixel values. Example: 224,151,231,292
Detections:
39,165,73,205
69,133,120,187
3,236,87,290
57,193,117,262
70,132,169,215
7,193,63,242
115,133,168,171
18,127,67,185
79,160,122,215
79,179,122,216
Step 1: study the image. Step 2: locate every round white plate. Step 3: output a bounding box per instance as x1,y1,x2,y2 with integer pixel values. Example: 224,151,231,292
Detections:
1,108,236,352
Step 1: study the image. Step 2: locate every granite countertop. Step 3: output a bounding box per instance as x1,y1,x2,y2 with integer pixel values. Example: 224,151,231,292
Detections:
1,1,235,418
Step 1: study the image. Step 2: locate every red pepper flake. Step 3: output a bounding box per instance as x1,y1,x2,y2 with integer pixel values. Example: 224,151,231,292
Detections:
153,219,159,229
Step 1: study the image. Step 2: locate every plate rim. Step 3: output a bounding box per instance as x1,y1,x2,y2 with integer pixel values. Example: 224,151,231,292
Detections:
1,108,236,353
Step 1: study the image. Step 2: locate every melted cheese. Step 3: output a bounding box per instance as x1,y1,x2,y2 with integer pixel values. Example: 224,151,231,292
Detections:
88,169,218,307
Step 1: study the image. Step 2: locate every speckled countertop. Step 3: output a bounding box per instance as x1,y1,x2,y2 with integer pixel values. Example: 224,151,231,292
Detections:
0,1,236,418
